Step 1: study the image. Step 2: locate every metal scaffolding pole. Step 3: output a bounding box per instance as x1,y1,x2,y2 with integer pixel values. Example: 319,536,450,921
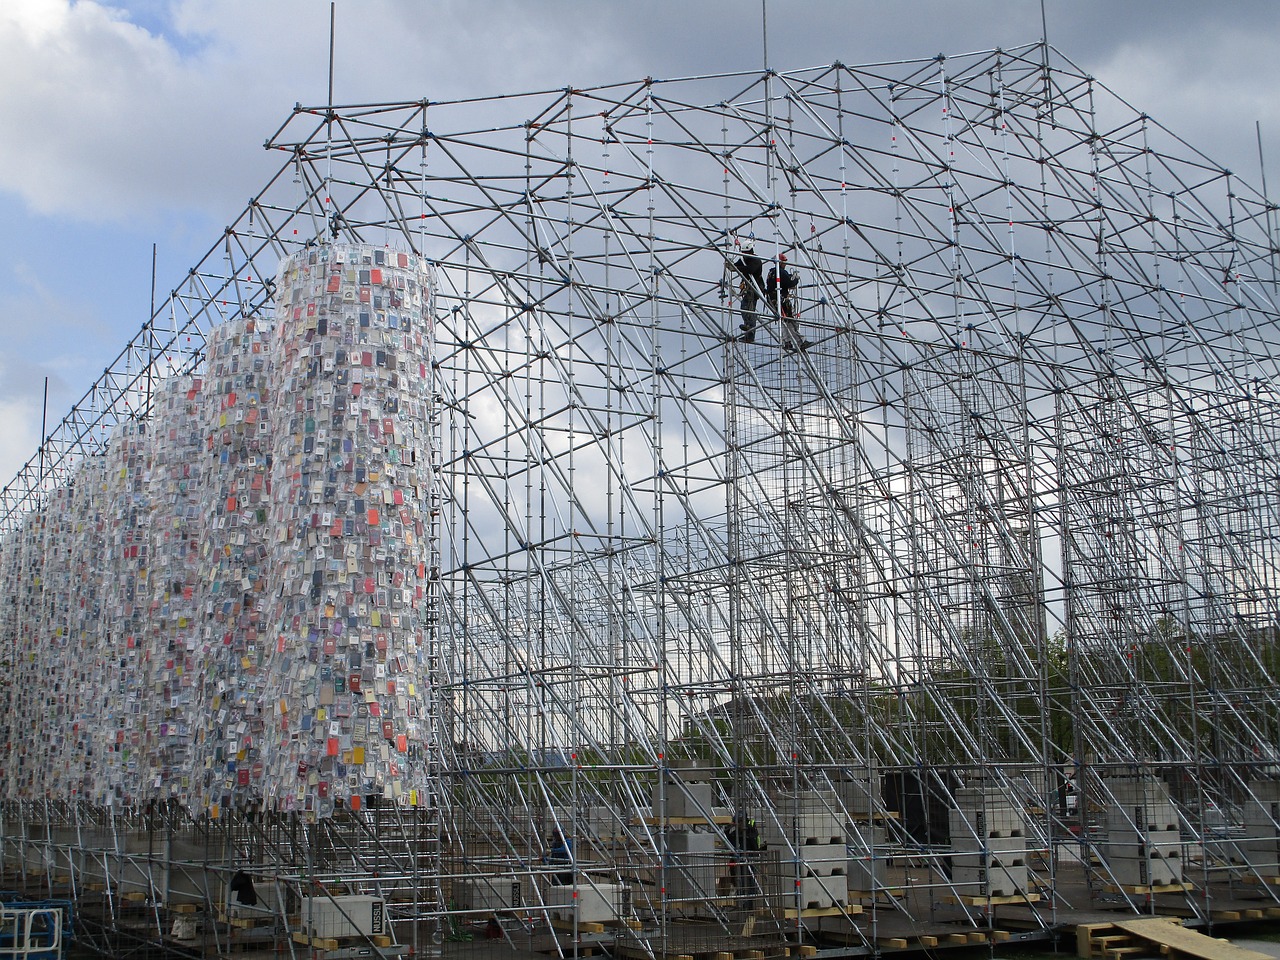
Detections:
1,41,1280,957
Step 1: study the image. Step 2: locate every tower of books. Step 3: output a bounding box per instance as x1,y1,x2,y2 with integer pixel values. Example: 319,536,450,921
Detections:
191,316,275,815
263,242,437,816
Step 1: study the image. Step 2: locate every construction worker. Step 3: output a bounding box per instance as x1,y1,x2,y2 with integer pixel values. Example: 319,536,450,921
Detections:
546,828,573,884
731,241,766,342
726,816,764,899
766,254,808,350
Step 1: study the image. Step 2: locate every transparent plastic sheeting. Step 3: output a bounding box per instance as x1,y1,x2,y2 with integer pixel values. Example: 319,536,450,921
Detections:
0,243,438,818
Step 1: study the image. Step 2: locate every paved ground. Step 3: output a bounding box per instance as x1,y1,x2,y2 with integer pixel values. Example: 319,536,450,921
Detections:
1235,942,1280,960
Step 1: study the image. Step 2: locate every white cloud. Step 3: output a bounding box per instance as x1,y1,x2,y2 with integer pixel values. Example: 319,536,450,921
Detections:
0,387,42,490
1091,28,1280,183
0,0,646,225
0,0,288,220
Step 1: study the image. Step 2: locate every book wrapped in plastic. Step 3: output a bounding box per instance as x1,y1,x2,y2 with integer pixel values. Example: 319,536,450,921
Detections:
192,315,276,816
39,482,75,794
95,418,153,806
67,453,109,798
264,242,437,817
139,375,205,800
7,508,47,798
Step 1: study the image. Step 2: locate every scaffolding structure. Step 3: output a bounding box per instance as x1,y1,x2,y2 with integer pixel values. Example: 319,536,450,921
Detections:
2,41,1280,958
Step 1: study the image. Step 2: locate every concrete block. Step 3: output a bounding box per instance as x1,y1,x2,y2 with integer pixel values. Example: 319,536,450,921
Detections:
950,833,1028,856
1234,839,1280,873
1106,804,1179,833
834,777,881,818
545,882,629,924
795,874,848,909
761,812,843,846
846,852,888,890
795,843,846,876
1105,827,1180,848
1103,842,1180,863
950,805,1025,841
953,851,1027,872
846,823,886,847
1105,854,1181,886
653,779,715,819
666,829,719,901
952,863,1028,897
454,877,522,911
1247,781,1280,802
301,896,386,939
1242,799,1280,833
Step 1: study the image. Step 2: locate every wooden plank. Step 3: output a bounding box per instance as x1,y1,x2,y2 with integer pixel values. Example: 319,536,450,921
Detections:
552,918,606,934
876,938,908,949
776,904,862,919
1112,918,1275,960
943,892,1041,907
945,934,970,945
1104,882,1193,895
967,932,987,944
918,936,939,948
847,888,904,900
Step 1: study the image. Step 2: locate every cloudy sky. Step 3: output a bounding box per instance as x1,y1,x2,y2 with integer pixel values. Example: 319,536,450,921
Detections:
2,0,1279,485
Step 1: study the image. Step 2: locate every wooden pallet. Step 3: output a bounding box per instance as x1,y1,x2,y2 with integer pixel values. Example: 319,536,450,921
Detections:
846,887,904,901
774,903,862,919
617,948,768,960
218,910,277,929
1211,908,1270,921
943,892,1041,907
291,931,395,951
550,918,607,934
1102,881,1193,895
